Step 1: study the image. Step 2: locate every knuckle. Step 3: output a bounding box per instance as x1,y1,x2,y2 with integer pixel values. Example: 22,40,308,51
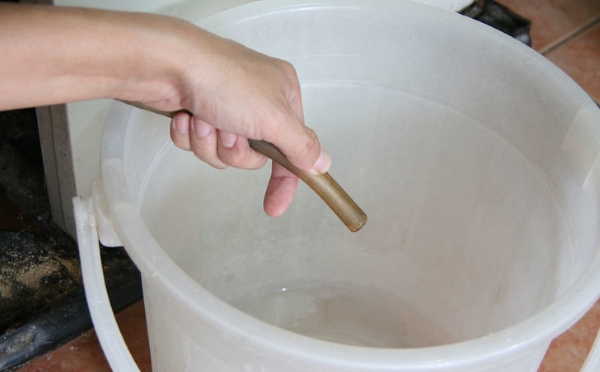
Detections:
297,128,320,163
279,59,297,77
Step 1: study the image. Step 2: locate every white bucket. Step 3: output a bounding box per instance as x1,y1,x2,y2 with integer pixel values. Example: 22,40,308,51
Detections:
74,1,600,371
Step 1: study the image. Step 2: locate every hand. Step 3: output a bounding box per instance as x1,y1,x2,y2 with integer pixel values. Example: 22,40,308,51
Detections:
0,4,331,216
136,23,332,217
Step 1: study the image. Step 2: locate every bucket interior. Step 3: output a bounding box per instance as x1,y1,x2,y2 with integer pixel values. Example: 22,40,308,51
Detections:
112,1,600,349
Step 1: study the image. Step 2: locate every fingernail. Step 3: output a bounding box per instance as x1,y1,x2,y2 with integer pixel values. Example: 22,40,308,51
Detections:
173,116,189,135
193,120,212,137
310,148,331,175
219,131,237,148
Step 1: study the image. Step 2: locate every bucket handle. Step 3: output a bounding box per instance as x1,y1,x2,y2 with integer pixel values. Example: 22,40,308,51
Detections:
73,194,600,372
74,196,140,372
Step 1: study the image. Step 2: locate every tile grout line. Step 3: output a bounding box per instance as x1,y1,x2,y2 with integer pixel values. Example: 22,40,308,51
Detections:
540,16,600,56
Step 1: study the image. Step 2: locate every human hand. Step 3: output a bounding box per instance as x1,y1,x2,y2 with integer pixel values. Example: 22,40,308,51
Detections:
140,23,332,217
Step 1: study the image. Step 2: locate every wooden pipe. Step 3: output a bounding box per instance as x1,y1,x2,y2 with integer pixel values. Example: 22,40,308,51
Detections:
122,101,367,232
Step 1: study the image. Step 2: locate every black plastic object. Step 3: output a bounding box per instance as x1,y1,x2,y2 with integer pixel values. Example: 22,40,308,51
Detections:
460,0,532,46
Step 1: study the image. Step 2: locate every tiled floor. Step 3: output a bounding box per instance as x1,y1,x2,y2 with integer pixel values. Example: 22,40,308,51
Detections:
12,0,600,371
499,0,600,102
503,0,600,53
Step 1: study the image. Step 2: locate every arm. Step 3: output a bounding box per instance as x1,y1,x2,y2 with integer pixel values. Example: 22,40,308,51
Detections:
0,3,330,216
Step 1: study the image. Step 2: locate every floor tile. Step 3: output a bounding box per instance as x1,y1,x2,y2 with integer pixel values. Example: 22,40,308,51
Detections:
545,21,600,103
497,0,600,52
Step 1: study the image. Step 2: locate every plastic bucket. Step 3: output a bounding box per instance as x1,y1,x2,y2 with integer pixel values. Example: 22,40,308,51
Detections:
74,0,600,371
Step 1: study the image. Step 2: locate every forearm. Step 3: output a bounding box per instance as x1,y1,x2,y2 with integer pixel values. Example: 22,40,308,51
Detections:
0,3,195,110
